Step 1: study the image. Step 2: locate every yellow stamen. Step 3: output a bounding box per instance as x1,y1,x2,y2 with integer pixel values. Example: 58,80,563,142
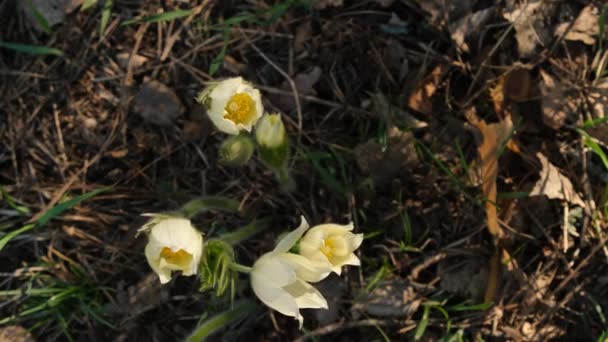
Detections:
160,247,193,268
320,239,334,259
224,93,255,124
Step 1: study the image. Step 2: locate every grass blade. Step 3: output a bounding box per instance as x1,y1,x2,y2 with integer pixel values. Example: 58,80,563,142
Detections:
27,0,52,34
100,0,113,36
0,187,110,251
185,301,257,342
121,9,194,26
81,0,99,11
177,196,240,218
0,41,63,56
37,187,110,226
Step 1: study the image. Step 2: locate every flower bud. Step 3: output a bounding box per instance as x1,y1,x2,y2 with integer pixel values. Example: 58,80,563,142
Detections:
218,135,255,167
255,114,289,171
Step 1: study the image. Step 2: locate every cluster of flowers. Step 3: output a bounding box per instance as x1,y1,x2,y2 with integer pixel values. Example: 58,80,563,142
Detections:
140,77,364,328
196,77,292,188
142,215,362,327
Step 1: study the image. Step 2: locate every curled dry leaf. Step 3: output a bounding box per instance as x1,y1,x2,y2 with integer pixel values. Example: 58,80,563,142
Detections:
474,116,513,239
539,70,579,130
503,0,558,57
449,7,495,53
116,52,149,70
132,80,184,127
530,153,585,207
407,64,449,115
272,66,322,112
554,4,599,45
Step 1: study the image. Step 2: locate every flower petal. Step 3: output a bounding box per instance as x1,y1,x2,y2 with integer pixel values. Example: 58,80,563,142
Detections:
284,279,328,310
252,253,297,287
273,216,310,254
278,253,331,283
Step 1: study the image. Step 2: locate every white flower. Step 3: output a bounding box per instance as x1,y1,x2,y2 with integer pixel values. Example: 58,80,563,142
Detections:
299,222,363,275
198,77,264,135
255,113,286,148
250,217,331,328
143,216,203,284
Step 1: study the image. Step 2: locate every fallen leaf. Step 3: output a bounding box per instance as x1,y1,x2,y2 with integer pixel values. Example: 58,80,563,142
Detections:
530,153,585,207
21,0,83,30
539,70,578,130
474,116,513,239
355,126,419,185
116,52,149,70
272,66,322,112
407,64,449,115
351,279,421,318
554,4,599,45
449,7,495,53
503,0,558,57
438,257,488,301
504,67,531,102
294,20,311,52
132,80,183,127
0,326,35,342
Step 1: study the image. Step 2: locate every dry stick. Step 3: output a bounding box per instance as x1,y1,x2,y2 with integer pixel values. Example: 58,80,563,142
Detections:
239,29,303,143
160,1,209,62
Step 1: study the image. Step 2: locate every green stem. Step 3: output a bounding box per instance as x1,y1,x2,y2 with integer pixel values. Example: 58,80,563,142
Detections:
229,262,252,274
220,219,270,245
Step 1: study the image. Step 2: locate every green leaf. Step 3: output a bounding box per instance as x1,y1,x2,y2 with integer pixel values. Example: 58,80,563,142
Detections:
447,301,493,312
578,129,608,171
27,0,52,34
121,8,194,26
414,305,431,340
37,187,110,227
100,0,113,36
81,0,99,11
220,219,270,245
0,185,30,215
0,224,35,251
0,41,63,56
0,187,110,251
209,28,230,76
185,301,257,342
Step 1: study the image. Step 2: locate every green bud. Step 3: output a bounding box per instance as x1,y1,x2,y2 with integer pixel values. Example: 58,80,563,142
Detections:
199,239,236,299
255,114,289,170
218,135,255,167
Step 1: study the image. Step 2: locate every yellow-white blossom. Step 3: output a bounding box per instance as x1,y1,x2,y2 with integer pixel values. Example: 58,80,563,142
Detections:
299,222,363,275
197,77,263,135
143,216,203,284
255,113,286,149
250,217,331,328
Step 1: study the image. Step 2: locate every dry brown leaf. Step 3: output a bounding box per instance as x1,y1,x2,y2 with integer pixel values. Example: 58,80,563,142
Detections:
503,0,558,57
530,153,585,207
449,7,494,53
116,52,149,70
0,326,35,342
539,70,578,130
504,67,531,102
475,116,513,238
294,20,312,52
272,67,322,112
132,80,183,127
407,64,448,115
554,4,599,45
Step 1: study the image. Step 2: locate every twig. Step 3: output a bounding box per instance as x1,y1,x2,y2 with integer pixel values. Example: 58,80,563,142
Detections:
293,318,390,342
160,2,209,61
239,29,303,142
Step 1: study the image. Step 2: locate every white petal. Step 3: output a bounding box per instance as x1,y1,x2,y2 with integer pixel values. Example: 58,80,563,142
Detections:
251,256,300,321
284,279,328,310
350,233,364,251
278,253,331,283
273,216,310,253
252,254,297,287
